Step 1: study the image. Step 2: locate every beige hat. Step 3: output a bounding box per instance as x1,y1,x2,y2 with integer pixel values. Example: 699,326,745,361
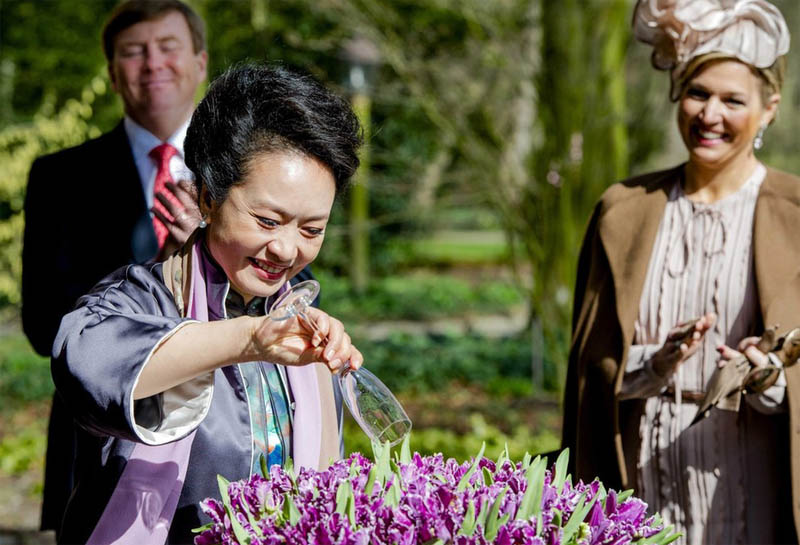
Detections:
633,0,790,100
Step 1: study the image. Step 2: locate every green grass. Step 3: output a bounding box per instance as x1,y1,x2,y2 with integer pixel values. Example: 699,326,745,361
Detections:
0,333,51,410
380,231,512,268
316,270,524,323
407,238,511,266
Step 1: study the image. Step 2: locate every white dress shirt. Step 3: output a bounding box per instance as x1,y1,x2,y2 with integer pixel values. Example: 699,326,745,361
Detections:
123,116,193,210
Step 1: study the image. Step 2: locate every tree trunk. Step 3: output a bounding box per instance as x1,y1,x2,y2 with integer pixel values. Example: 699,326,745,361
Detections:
350,93,371,295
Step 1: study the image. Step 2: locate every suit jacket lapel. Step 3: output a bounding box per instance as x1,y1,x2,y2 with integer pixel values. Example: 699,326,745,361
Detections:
104,122,159,262
597,168,676,384
104,122,145,205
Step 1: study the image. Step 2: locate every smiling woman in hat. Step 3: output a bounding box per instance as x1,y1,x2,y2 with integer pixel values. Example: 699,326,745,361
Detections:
562,1,800,543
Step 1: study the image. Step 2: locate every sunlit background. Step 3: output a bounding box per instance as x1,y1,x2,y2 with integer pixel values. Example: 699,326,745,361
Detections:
2,0,800,539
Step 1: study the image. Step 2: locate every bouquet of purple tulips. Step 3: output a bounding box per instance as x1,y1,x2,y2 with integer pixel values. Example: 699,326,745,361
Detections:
194,438,679,545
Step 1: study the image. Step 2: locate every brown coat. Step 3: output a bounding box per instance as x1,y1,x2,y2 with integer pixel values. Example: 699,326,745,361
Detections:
562,164,800,534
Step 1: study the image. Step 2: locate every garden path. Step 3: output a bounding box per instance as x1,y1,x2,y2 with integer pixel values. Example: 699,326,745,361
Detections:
351,303,528,340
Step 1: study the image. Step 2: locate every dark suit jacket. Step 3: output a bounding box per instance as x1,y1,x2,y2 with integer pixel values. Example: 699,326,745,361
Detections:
563,165,800,540
22,121,157,532
23,121,158,358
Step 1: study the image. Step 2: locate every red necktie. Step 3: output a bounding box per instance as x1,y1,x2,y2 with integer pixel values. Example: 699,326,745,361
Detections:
149,143,181,249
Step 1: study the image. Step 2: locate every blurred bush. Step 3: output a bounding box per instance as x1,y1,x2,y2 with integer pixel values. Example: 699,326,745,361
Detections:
0,333,51,409
343,413,560,463
316,269,522,322
352,332,560,394
0,333,50,487
0,75,108,307
0,0,118,124
0,426,46,477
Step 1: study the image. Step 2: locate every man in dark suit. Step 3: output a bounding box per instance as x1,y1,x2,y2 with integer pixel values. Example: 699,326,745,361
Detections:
22,0,208,531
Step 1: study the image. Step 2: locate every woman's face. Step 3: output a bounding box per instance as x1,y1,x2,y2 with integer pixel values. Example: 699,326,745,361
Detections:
203,150,336,303
677,59,779,170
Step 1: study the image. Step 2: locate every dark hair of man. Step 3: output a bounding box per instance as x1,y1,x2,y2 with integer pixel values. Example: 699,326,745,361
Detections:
184,63,363,204
102,0,206,62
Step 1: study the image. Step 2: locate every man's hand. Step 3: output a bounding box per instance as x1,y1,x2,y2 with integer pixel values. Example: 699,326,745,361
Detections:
153,179,202,259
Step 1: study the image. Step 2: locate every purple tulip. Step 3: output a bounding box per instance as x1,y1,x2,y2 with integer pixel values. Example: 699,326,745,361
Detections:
195,449,675,545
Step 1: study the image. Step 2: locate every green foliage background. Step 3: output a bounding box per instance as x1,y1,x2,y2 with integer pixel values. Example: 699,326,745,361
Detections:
2,0,800,375
4,1,800,523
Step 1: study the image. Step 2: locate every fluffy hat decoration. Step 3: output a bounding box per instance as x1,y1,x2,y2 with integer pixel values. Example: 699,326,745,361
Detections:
632,0,790,99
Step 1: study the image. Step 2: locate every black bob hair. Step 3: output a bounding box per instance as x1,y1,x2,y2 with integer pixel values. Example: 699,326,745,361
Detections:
185,63,362,204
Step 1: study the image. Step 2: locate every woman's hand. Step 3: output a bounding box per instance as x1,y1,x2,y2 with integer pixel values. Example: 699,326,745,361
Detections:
136,308,363,399
651,312,716,378
247,308,364,373
716,336,783,394
715,336,769,368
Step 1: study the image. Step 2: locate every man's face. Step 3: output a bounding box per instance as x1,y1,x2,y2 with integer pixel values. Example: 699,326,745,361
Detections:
109,11,207,134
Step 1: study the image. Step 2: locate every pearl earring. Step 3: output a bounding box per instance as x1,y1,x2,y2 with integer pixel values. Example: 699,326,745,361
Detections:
754,125,766,150
198,217,208,229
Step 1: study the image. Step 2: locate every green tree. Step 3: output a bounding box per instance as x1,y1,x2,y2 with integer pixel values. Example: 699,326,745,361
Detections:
524,0,631,333
0,0,119,127
0,75,108,305
305,0,636,364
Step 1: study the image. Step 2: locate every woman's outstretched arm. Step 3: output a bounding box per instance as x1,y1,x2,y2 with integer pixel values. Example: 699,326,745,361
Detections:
133,308,362,399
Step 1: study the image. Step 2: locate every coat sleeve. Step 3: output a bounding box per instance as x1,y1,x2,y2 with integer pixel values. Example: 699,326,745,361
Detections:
562,203,602,459
619,344,670,399
562,201,629,488
51,264,212,445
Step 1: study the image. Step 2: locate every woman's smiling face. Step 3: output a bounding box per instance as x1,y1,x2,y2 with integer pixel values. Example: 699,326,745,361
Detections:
677,59,778,170
203,150,336,303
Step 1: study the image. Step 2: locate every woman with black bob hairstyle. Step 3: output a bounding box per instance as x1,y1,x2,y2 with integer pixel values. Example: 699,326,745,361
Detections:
52,63,364,544
187,63,362,200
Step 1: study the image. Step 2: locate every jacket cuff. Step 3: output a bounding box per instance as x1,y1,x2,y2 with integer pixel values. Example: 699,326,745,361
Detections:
129,320,215,445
